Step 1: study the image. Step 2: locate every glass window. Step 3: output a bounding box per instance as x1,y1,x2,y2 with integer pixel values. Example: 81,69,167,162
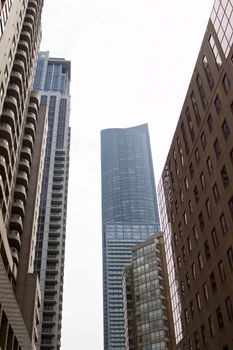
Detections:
195,147,200,163
221,166,229,186
200,172,206,189
218,260,226,282
196,293,202,310
213,183,220,203
210,272,217,293
186,108,195,141
192,263,197,280
207,114,214,132
191,92,201,126
194,186,199,202
201,131,207,149
194,331,200,350
215,95,222,113
208,315,215,337
189,162,194,178
220,213,228,235
196,74,208,108
204,240,211,260
202,54,214,89
211,228,219,249
203,283,209,302
205,198,212,217
222,120,230,139
207,156,213,174
201,324,207,344
209,34,222,67
198,252,204,270
225,296,233,322
227,247,233,270
193,225,198,241
222,73,231,93
216,307,224,329
199,212,205,230
214,139,221,157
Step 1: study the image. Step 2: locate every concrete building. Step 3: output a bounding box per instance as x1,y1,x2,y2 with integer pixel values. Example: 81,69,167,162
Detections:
33,52,71,350
0,0,46,349
122,234,175,350
101,124,160,349
158,0,233,349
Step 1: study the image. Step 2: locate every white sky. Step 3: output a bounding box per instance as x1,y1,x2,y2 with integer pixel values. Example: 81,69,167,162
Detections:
40,1,214,349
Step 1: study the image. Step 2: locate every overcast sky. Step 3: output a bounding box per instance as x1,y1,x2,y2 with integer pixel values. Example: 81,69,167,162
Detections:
40,1,214,349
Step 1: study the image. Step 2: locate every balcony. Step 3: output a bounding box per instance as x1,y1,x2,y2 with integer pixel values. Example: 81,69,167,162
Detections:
0,122,13,146
21,146,32,163
14,184,27,203
11,247,19,265
22,134,33,150
23,19,33,35
1,108,17,136
8,230,21,250
27,112,37,127
28,101,38,115
18,40,30,59
15,49,28,67
18,159,30,177
12,199,25,217
25,13,34,25
0,138,10,163
0,155,8,181
20,30,31,45
13,59,25,79
9,215,23,235
25,122,35,138
10,70,24,96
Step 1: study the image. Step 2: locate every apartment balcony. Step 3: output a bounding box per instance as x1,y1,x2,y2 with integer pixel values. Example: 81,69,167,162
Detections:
0,122,13,147
25,122,35,139
23,19,33,35
13,59,26,80
11,247,19,265
17,171,29,189
20,30,31,45
0,138,10,163
41,327,55,335
2,109,17,138
18,159,30,177
10,70,24,96
21,146,32,163
14,184,27,204
7,83,21,109
18,40,30,60
27,112,37,127
9,214,23,234
15,49,28,68
27,5,37,20
22,134,33,151
8,230,21,250
0,155,8,181
12,199,25,218
28,101,38,115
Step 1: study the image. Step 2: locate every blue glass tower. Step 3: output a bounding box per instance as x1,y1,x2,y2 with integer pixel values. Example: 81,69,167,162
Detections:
101,124,160,349
33,52,71,349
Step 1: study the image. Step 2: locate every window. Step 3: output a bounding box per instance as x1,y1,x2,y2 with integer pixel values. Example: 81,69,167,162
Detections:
191,92,201,126
203,283,209,302
227,247,233,270
225,296,233,322
190,300,195,317
194,331,200,350
214,139,221,157
215,95,222,113
184,177,189,190
182,246,186,262
201,324,207,344
229,197,233,217
212,183,220,203
186,108,195,141
218,261,226,282
187,237,192,252
181,122,189,155
178,222,183,236
200,172,206,189
195,147,200,163
186,273,190,288
209,34,222,67
198,252,204,270
205,199,212,217
189,338,193,350
194,186,199,202
174,232,178,245
208,315,215,337
175,200,179,213
201,131,207,149
199,212,205,230
204,240,211,260
188,200,193,214
180,189,184,203
202,54,214,90
183,212,188,226
0,83,4,100
221,166,229,187
189,162,194,178
196,293,202,310
207,156,213,174
222,120,230,139
193,225,198,241
192,263,197,280
4,65,8,81
177,256,182,269
207,114,214,132
181,281,185,296
220,214,228,235
222,74,230,93
210,272,217,293
216,307,224,330
184,308,189,324
196,74,208,108
211,228,219,249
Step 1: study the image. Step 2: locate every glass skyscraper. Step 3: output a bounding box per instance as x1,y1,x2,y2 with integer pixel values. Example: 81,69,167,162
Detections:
101,124,160,349
33,52,71,349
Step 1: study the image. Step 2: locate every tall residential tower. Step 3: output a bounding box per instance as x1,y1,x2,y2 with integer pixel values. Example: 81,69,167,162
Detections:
0,0,46,349
33,52,71,350
158,0,233,349
101,124,160,349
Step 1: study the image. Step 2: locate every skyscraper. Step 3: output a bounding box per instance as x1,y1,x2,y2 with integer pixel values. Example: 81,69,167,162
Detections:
0,0,46,348
33,52,71,349
101,124,160,349
158,0,233,349
122,234,175,350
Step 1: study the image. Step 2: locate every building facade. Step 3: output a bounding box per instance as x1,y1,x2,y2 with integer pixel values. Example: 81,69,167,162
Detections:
0,0,46,349
122,234,175,350
33,52,71,350
158,0,233,349
101,124,160,349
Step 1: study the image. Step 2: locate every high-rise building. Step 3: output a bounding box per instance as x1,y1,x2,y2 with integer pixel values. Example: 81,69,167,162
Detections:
0,0,46,349
101,124,160,349
122,234,175,350
158,0,233,349
33,52,71,350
